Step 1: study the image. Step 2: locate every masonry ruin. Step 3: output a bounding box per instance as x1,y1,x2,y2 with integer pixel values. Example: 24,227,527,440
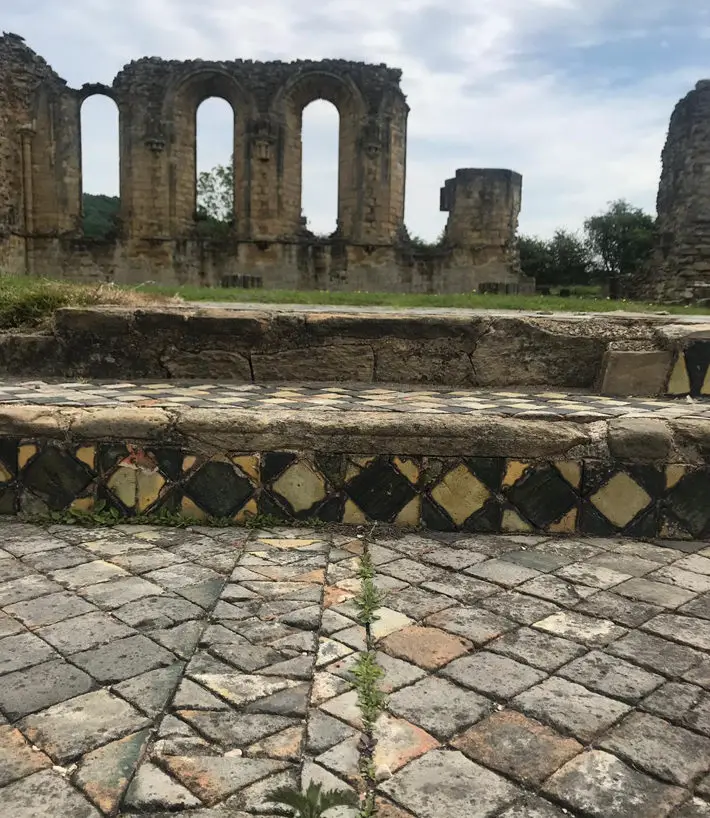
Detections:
0,32,530,294
642,80,710,303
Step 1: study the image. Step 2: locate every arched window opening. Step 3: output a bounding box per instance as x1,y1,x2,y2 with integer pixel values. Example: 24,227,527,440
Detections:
195,97,235,236
80,95,120,239
301,100,339,237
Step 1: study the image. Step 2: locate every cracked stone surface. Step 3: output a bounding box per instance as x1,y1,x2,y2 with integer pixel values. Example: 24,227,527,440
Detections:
0,523,709,816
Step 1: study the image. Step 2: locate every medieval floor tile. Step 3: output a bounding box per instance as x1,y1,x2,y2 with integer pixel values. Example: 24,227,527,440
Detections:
0,659,94,720
0,725,51,787
532,611,627,647
379,625,471,670
598,712,710,786
616,577,698,608
123,760,202,810
452,710,582,784
512,677,631,742
18,689,150,764
488,626,585,671
0,769,102,818
73,729,150,813
379,749,520,818
442,651,546,699
5,590,97,628
162,755,289,806
425,606,516,645
387,676,493,739
543,750,685,817
557,650,664,702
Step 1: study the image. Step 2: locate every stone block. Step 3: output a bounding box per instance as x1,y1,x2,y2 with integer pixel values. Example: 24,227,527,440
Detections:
599,350,673,396
375,341,475,385
608,417,673,460
251,344,374,382
160,348,252,380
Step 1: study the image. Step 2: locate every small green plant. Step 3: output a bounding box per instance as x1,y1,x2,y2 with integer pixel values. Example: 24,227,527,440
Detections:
352,650,387,728
266,781,358,817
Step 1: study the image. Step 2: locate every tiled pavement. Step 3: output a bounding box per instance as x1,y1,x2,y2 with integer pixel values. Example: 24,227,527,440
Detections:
1,379,710,419
0,525,710,816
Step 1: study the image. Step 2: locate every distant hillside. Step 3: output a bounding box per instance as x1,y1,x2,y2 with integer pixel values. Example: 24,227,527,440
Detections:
82,193,120,239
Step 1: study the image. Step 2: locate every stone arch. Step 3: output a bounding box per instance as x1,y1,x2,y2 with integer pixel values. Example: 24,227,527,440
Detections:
272,71,367,238
163,68,256,235
78,89,122,237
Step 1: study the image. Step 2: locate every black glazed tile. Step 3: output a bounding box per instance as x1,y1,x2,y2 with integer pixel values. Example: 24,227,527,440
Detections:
463,457,505,493
98,443,129,475
315,493,346,524
345,457,417,523
314,453,346,489
257,490,292,521
22,446,93,510
624,506,660,538
506,463,579,529
663,469,710,539
184,461,254,518
578,501,618,536
262,453,298,484
0,486,18,515
463,499,503,533
421,495,457,532
0,439,19,476
148,447,184,481
685,341,710,397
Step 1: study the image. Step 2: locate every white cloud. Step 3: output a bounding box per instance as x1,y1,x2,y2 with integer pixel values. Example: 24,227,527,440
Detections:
4,0,707,238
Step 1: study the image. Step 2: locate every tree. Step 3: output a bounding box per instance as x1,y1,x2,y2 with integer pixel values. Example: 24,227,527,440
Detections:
81,193,120,239
196,161,234,229
518,230,594,286
266,782,359,817
584,199,655,299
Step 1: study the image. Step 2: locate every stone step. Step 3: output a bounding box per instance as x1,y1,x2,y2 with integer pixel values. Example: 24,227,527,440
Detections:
0,380,707,542
2,303,710,396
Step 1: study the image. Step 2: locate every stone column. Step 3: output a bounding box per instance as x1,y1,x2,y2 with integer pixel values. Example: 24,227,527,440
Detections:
645,80,710,302
353,98,408,244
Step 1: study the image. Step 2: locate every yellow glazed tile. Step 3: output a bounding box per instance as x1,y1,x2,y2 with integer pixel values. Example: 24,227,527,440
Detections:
665,465,686,490
548,508,577,534
342,499,367,525
70,496,95,512
430,465,490,526
395,497,421,527
234,497,259,523
181,496,207,520
554,462,581,490
702,367,710,396
353,456,375,469
272,462,326,513
503,461,529,488
182,455,197,472
0,463,12,483
18,444,37,470
107,466,137,508
590,472,651,528
75,446,96,469
345,463,360,482
393,457,419,484
501,509,533,533
136,470,165,513
232,455,259,482
667,355,691,395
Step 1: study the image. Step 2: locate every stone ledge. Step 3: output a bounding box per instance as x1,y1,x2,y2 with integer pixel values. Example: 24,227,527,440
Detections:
1,306,700,392
0,404,705,538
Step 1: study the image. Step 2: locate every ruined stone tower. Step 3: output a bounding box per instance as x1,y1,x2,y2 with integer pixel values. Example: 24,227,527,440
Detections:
0,33,528,294
645,80,710,302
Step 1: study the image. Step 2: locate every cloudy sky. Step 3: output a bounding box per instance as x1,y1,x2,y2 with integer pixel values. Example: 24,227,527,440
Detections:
5,1,710,239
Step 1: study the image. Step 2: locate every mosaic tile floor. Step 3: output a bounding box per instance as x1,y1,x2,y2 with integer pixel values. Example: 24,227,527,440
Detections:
1,379,709,419
0,524,709,816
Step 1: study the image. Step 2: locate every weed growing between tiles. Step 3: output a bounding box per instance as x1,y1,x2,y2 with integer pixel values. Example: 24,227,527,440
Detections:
352,531,388,817
18,504,328,531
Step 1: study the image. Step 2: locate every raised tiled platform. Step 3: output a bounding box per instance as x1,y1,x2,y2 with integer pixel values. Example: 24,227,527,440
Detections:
0,383,707,540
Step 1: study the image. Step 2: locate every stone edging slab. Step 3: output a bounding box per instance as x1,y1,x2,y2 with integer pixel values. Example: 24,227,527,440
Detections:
0,404,706,540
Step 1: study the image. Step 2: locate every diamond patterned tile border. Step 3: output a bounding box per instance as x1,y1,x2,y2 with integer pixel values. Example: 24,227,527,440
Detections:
0,438,704,539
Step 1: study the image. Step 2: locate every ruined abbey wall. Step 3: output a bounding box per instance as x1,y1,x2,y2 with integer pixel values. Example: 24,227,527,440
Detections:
0,33,529,294
644,80,710,303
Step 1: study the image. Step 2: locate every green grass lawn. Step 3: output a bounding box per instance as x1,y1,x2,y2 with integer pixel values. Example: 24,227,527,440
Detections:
0,275,708,330
142,283,710,316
